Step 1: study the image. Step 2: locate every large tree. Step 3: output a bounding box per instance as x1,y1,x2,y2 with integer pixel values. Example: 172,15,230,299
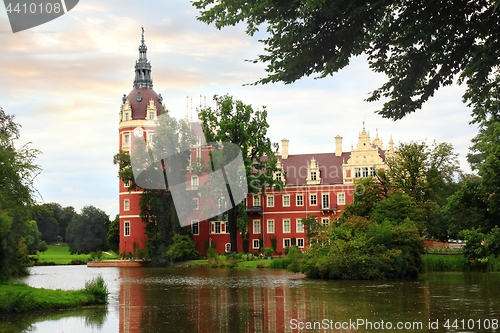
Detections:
114,111,196,264
0,107,44,280
66,205,110,254
192,0,500,122
198,94,281,252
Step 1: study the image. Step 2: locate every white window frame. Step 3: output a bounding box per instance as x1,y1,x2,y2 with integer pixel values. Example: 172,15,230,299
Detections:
193,198,199,210
322,218,329,227
297,238,305,248
225,243,231,253
191,175,199,188
253,220,261,234
337,193,346,205
267,196,274,207
267,219,275,233
296,218,304,233
311,171,317,181
296,194,304,206
191,220,199,235
283,219,291,233
124,199,130,211
252,239,260,249
310,194,317,206
283,238,291,248
124,133,130,144
124,221,130,236
322,194,329,209
355,168,361,178
149,111,155,120
253,195,261,206
282,195,290,207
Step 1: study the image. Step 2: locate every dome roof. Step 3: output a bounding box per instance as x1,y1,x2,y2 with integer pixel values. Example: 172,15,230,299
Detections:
126,87,163,120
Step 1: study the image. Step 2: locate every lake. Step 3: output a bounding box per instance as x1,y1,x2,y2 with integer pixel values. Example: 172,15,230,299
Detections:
1,265,500,332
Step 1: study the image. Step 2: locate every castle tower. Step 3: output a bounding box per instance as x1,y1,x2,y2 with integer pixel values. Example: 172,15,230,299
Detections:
118,27,164,254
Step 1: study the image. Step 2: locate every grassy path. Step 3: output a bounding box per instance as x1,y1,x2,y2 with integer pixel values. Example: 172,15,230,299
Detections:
35,244,117,265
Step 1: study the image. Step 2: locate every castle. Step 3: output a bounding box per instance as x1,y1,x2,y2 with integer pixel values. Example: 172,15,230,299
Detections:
118,30,394,255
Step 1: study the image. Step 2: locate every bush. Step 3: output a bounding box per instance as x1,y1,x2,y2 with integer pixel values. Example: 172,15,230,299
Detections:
84,276,108,304
166,234,200,262
288,218,424,280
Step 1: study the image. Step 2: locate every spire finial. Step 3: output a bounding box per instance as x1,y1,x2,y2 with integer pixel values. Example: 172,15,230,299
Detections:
362,121,365,130
133,26,153,89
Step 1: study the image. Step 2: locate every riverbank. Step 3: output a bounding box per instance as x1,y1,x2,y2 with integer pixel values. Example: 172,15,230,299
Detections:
174,253,500,273
0,276,108,314
34,244,117,265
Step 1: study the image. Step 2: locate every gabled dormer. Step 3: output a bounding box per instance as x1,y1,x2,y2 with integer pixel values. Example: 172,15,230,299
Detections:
306,157,321,185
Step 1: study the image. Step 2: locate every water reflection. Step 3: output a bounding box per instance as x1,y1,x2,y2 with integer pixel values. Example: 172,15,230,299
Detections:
4,267,500,333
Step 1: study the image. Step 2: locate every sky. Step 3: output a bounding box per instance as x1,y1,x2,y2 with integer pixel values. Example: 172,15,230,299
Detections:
0,0,478,219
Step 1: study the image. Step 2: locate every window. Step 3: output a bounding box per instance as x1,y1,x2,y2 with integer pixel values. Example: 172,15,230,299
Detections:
225,243,231,253
296,219,304,233
191,176,199,188
283,219,291,233
124,221,130,236
362,167,369,177
149,111,154,120
124,199,130,211
297,238,305,248
210,221,226,234
253,220,261,234
284,239,291,247
267,196,274,207
124,134,130,144
275,173,282,181
296,194,304,206
310,194,317,205
283,195,290,207
124,180,130,188
337,193,345,205
215,221,221,234
370,167,376,176
322,194,329,209
322,218,329,227
192,198,199,210
148,133,154,143
254,195,261,206
355,168,361,178
267,220,275,233
125,113,129,121
311,171,317,180
191,221,199,235
252,239,260,249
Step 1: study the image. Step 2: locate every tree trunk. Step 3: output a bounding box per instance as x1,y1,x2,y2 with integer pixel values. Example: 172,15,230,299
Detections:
228,207,238,253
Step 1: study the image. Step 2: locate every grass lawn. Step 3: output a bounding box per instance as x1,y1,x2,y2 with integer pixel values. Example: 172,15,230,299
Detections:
36,244,117,265
180,258,274,269
0,276,108,314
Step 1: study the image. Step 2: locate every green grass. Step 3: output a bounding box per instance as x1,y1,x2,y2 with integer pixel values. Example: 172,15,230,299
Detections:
179,258,275,269
35,244,117,265
0,276,108,314
423,254,500,272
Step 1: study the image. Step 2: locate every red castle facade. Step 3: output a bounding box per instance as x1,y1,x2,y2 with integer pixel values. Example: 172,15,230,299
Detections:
118,32,395,255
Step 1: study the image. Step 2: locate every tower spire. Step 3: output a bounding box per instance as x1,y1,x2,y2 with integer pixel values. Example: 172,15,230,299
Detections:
133,26,153,89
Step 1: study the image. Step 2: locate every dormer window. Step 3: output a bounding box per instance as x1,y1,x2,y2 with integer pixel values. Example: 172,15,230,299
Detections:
149,111,154,120
276,173,282,181
306,157,321,185
125,113,129,121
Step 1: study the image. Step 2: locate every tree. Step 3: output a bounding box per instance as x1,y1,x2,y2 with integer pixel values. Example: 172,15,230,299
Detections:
32,204,60,244
66,206,110,254
58,206,76,242
198,94,281,252
166,234,200,262
467,117,500,215
114,111,196,264
386,141,460,203
107,215,120,254
0,107,43,280
193,0,500,122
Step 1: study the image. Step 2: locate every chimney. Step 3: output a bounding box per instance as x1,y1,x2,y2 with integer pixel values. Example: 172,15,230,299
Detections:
281,138,289,159
335,135,343,157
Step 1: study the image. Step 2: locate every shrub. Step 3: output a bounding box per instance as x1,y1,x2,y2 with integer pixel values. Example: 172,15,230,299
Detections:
84,276,108,304
166,234,200,262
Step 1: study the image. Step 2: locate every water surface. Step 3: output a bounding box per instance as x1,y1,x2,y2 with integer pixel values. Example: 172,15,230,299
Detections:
1,266,499,332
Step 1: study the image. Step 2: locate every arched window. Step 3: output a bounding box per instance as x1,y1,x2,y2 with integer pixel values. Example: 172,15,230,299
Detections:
225,243,231,253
